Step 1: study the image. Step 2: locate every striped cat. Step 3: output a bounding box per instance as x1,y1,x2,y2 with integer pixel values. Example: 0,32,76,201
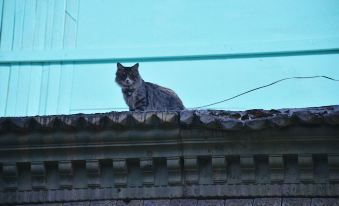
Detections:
115,63,185,111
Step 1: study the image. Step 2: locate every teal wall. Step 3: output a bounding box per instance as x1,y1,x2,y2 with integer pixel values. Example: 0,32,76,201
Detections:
1,0,339,117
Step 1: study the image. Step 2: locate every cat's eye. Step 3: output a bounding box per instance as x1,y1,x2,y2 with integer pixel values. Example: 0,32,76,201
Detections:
119,73,127,79
129,74,135,80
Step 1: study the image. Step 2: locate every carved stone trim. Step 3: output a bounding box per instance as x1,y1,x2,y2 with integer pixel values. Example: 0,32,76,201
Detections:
113,159,127,187
140,158,154,186
167,157,182,186
1,184,339,205
240,155,255,183
86,160,100,188
2,163,18,191
31,161,46,190
328,155,339,183
212,156,227,184
269,155,284,183
298,155,314,183
184,157,198,185
59,161,73,189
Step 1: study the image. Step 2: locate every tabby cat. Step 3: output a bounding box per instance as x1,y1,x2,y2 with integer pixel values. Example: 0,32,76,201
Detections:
115,63,185,111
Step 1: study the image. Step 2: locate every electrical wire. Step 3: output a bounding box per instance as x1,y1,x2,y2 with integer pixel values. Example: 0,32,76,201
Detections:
191,75,339,110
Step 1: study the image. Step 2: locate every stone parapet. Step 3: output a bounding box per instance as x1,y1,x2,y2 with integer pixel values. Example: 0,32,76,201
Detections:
0,106,339,204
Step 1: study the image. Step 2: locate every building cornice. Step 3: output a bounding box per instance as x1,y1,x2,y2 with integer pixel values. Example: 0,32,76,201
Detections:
0,106,339,204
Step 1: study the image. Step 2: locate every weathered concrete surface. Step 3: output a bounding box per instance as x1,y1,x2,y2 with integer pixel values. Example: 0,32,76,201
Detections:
253,198,281,206
143,199,170,206
1,105,338,133
311,198,339,206
225,199,253,206
170,199,198,206
197,200,225,206
282,198,312,206
13,198,339,206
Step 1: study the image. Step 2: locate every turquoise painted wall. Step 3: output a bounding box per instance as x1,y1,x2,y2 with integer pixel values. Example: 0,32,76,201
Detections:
1,0,339,117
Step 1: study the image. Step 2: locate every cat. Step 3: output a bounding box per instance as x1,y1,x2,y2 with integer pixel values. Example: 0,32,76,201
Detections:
115,63,185,111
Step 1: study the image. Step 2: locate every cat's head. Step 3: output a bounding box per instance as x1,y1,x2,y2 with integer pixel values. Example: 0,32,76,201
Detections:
115,63,142,88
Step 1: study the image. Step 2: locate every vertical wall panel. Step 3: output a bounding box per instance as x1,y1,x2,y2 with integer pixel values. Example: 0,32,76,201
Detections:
12,0,25,50
45,0,66,115
27,64,42,116
51,0,66,49
15,64,31,115
5,0,26,116
46,64,61,115
0,0,15,50
5,65,19,116
22,0,36,49
63,0,78,49
44,0,55,50
16,0,36,115
57,0,79,114
26,0,47,116
0,0,4,42
0,65,10,116
0,0,15,116
38,0,55,115
33,0,48,50
38,66,50,115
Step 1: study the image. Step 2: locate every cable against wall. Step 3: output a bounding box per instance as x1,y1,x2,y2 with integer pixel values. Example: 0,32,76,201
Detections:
190,75,339,110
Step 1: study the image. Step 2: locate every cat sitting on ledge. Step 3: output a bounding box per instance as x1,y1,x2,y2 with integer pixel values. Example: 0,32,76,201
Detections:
115,63,185,111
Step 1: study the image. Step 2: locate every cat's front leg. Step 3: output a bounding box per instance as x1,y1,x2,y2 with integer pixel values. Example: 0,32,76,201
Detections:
134,97,147,111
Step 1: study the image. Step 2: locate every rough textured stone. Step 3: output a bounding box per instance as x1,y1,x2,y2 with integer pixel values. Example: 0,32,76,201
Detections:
63,202,90,206
170,199,198,206
2,105,338,133
282,198,311,206
24,204,63,206
198,114,218,129
225,199,253,206
244,119,267,130
143,199,170,206
6,199,339,206
180,111,195,125
253,198,281,206
117,200,143,206
324,111,339,125
90,200,117,206
311,198,339,206
219,119,243,130
197,199,225,206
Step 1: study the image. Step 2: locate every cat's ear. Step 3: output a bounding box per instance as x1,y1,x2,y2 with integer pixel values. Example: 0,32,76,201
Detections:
117,62,124,70
132,63,139,70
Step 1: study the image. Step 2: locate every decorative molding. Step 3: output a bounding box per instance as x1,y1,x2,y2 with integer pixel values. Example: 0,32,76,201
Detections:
184,157,199,185
31,161,46,190
2,163,18,191
0,107,339,204
298,155,314,183
240,156,255,183
59,161,73,189
328,155,339,183
86,160,100,188
0,185,338,204
211,156,227,184
269,155,284,183
113,159,128,187
167,157,182,186
140,158,154,186
1,106,339,133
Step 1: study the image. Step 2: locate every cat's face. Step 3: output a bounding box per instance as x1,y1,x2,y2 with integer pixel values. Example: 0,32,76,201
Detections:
115,63,141,88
